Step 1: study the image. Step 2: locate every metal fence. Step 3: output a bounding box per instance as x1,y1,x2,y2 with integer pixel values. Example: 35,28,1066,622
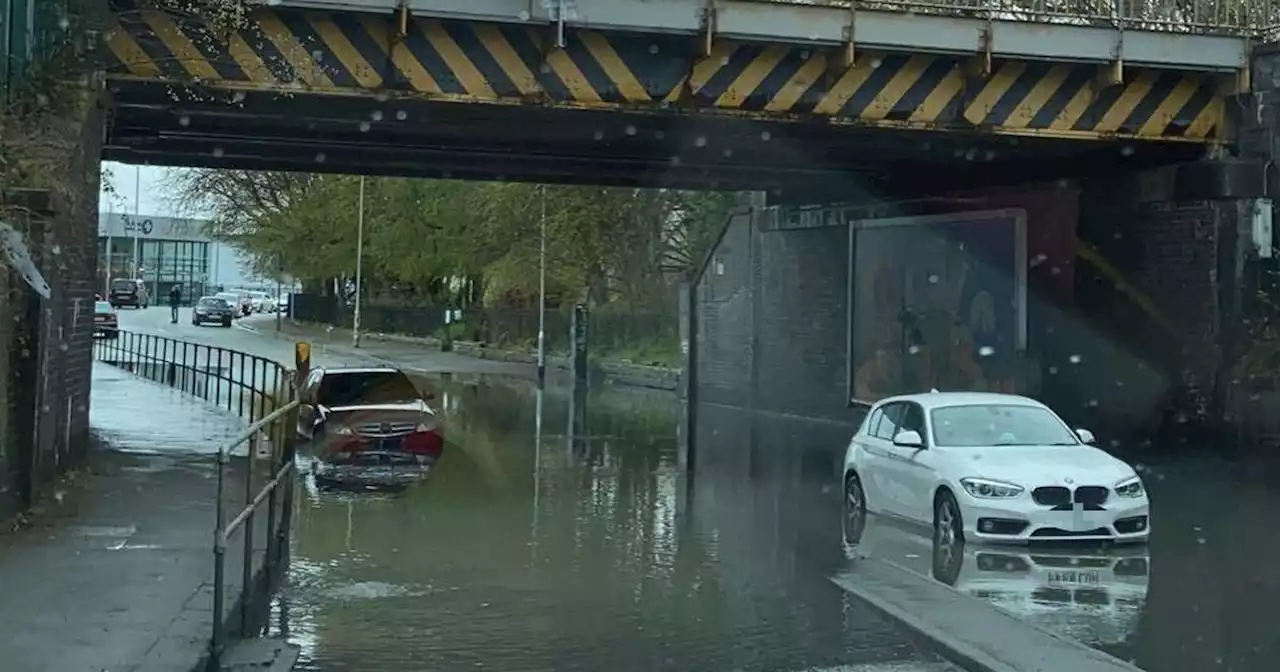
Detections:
290,294,679,359
92,330,300,665
93,330,291,424
775,0,1280,36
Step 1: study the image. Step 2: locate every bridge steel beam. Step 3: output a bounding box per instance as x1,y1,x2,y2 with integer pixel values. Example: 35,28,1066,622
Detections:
105,1,1235,146
274,0,1249,71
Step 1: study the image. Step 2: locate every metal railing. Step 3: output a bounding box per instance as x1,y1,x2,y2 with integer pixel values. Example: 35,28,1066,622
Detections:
211,398,300,665
93,330,291,426
92,330,300,666
766,0,1280,36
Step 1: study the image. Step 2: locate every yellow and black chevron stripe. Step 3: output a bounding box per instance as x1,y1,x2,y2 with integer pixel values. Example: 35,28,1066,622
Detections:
105,2,1228,142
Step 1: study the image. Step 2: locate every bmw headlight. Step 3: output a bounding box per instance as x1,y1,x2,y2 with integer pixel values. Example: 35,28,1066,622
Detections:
1115,475,1145,498
960,477,1024,499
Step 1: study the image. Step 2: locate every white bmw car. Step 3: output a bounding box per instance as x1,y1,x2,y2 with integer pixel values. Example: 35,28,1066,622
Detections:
842,392,1150,545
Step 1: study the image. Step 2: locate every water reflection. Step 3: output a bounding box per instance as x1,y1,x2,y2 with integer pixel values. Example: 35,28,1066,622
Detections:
852,515,1149,648
280,379,939,671
276,384,1280,672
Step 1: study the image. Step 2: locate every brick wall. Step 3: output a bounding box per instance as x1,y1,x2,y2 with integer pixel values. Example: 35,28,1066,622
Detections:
690,178,1207,449
0,99,103,518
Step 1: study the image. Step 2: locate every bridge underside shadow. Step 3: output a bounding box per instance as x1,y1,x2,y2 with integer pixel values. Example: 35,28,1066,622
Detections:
105,81,1208,190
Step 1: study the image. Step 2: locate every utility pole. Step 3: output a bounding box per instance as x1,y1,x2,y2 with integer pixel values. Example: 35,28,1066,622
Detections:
275,254,283,333
536,184,547,388
352,176,365,348
131,165,140,281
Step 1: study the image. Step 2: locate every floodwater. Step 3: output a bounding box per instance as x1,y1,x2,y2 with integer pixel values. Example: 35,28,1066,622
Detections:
270,373,1280,672
276,377,944,672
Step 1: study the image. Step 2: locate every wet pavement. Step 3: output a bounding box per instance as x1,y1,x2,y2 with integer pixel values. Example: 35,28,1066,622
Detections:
0,363,248,672
109,307,1280,672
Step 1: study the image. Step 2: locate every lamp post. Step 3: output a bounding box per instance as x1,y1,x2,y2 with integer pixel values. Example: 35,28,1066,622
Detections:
536,184,547,388
353,176,365,348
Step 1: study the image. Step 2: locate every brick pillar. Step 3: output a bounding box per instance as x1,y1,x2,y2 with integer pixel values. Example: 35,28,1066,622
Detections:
1080,159,1266,446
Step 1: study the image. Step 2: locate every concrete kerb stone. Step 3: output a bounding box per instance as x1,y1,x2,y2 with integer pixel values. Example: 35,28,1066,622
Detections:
831,558,1144,672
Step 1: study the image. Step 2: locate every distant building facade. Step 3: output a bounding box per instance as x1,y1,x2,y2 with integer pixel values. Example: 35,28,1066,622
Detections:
97,213,266,301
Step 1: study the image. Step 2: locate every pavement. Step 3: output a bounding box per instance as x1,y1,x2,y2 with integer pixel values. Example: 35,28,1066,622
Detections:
0,363,247,672
231,313,679,390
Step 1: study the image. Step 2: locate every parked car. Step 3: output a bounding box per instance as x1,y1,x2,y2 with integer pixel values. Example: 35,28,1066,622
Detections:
191,296,235,327
93,300,119,339
842,392,1149,546
108,278,148,309
297,366,443,483
246,291,276,313
214,291,252,317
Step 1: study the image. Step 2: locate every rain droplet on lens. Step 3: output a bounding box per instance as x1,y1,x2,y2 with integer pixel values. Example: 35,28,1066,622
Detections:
625,125,636,136
315,152,326,163
212,147,224,158
1068,354,1082,364
722,148,733,158
669,155,682,166
359,121,371,132
179,115,190,126
593,130,604,140
760,131,771,141
396,110,407,121
908,345,921,355
371,110,383,121
649,44,659,54
978,346,994,357
695,136,707,147
654,130,665,140
927,274,939,284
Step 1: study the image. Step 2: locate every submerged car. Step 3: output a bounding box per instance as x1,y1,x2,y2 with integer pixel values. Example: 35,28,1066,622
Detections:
842,392,1150,545
297,366,443,482
93,301,118,339
191,296,235,327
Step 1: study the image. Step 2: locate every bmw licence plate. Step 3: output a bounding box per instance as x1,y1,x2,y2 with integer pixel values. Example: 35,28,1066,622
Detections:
1046,570,1100,585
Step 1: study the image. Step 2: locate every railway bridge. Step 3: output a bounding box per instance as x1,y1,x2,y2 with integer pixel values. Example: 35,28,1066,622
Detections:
98,0,1280,448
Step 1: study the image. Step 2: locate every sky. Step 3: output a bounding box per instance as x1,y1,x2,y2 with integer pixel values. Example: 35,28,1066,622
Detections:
100,161,186,216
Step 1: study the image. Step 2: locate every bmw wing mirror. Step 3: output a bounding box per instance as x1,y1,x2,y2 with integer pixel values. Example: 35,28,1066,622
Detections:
893,430,924,448
1075,428,1096,445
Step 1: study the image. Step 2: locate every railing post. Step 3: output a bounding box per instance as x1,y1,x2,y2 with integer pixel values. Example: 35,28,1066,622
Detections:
211,447,229,665
240,431,256,637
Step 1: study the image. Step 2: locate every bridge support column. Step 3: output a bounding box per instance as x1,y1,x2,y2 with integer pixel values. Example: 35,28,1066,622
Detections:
1081,158,1269,447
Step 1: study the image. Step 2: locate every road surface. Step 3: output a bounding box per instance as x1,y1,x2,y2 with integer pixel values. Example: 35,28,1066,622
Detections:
108,307,1280,672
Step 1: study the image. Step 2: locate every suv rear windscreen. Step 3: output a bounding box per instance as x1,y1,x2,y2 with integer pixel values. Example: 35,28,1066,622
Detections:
199,298,228,309
111,280,136,292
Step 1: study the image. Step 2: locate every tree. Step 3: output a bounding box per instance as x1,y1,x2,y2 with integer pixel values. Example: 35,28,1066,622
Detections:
167,167,747,315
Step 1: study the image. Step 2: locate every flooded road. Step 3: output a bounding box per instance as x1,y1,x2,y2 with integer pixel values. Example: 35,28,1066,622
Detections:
111,308,1280,672
280,377,940,671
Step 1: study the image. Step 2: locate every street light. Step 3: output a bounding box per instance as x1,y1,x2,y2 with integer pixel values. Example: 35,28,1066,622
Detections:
537,184,547,388
353,176,366,348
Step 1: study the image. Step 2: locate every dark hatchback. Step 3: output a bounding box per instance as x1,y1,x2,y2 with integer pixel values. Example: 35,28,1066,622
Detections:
109,278,149,309
192,296,235,327
297,367,443,485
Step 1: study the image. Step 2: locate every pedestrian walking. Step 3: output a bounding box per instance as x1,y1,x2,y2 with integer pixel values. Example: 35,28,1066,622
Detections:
169,284,181,323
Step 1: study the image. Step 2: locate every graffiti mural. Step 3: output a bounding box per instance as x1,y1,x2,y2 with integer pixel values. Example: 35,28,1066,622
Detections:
849,210,1027,403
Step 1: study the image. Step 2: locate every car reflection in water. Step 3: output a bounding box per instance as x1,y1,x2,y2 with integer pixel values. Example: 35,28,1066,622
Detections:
849,514,1149,648
296,366,444,489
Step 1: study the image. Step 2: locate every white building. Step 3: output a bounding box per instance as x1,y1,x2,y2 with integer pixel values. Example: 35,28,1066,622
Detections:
97,213,273,300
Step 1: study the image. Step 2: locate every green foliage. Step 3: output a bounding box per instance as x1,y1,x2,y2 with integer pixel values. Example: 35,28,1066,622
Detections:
168,170,746,312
